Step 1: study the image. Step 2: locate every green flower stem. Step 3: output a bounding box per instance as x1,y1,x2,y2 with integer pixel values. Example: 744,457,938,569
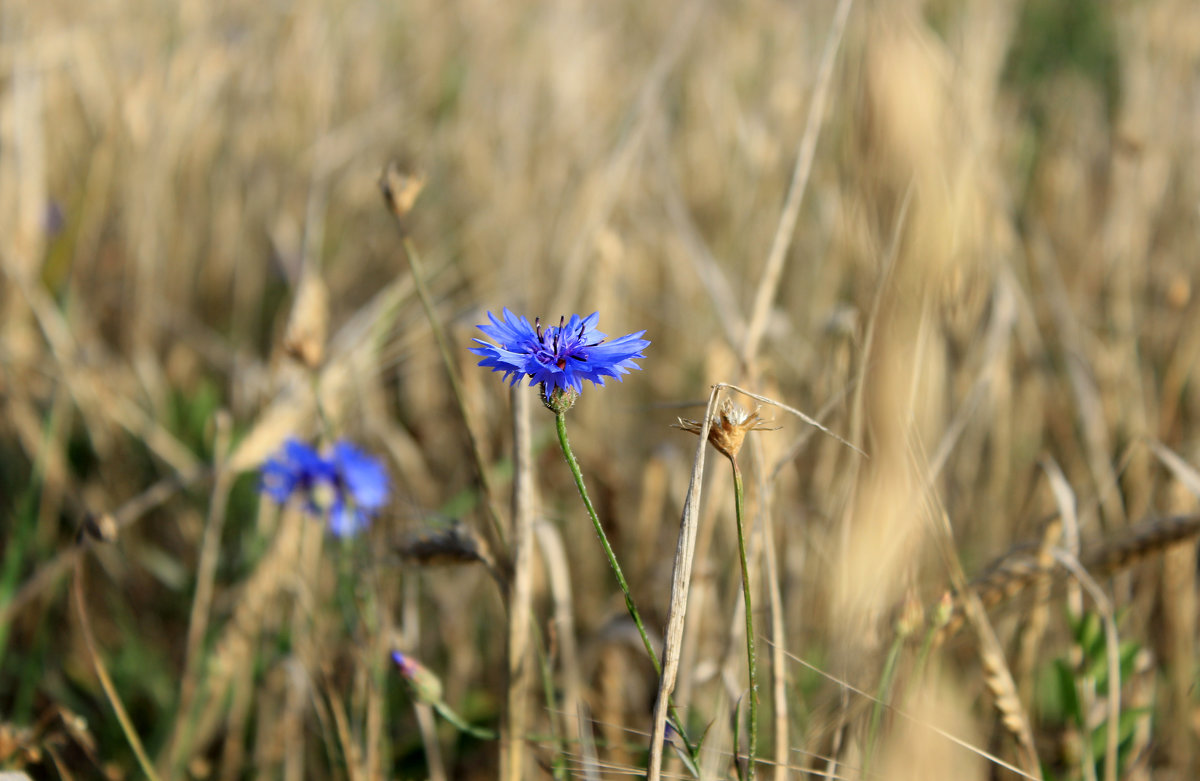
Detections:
555,411,657,667
553,411,698,763
432,700,499,741
731,459,758,781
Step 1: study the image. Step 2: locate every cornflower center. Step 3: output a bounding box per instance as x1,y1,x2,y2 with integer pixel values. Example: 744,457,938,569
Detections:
534,316,599,370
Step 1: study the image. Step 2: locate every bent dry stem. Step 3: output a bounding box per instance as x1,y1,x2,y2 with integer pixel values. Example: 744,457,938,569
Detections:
553,411,698,762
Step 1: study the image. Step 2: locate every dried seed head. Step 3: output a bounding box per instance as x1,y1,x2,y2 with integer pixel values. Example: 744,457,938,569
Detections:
675,398,779,461
283,275,329,369
894,589,926,638
395,521,492,569
379,162,427,219
78,512,118,545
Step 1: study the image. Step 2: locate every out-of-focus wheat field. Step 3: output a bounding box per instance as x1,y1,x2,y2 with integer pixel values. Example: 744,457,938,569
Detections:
2,0,1200,778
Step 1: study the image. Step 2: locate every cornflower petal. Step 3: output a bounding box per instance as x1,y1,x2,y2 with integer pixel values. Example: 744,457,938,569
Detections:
328,499,370,538
471,309,649,397
260,438,328,502
331,441,390,510
260,438,390,538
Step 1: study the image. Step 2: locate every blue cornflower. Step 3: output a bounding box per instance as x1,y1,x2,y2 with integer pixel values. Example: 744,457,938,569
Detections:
327,441,390,537
260,439,331,512
470,308,649,399
260,438,390,537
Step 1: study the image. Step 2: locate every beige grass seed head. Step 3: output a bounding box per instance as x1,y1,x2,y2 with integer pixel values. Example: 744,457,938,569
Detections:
283,274,329,370
379,162,427,220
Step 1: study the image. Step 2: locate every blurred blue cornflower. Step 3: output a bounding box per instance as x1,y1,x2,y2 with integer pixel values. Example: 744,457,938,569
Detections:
470,309,649,402
260,438,389,537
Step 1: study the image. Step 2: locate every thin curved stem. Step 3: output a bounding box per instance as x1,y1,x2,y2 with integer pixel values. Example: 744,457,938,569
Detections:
732,459,758,780
73,561,163,781
400,234,509,557
864,634,905,775
555,411,658,673
554,411,699,770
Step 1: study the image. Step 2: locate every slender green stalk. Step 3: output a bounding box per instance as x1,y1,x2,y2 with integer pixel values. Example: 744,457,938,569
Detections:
400,235,508,555
864,634,905,774
432,701,499,740
73,562,163,781
554,411,699,767
731,459,758,781
554,411,658,672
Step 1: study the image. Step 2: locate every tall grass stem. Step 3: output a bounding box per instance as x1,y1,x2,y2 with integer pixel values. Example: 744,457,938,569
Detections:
502,385,535,780
732,459,758,780
72,561,163,781
397,233,509,558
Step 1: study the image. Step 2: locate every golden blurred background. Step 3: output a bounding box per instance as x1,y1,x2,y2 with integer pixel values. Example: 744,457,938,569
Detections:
2,0,1200,778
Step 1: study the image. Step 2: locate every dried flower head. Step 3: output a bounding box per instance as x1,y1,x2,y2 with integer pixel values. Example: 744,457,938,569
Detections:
379,162,427,219
676,398,779,461
282,275,329,369
77,512,118,545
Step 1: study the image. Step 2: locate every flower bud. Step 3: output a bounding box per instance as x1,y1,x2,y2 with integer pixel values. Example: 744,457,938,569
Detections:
392,651,444,705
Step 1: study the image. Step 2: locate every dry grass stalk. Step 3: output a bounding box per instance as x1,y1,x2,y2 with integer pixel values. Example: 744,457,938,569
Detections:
1029,232,1128,535
534,520,594,781
168,411,234,771
379,165,510,572
176,507,308,769
1044,455,1085,622
217,651,255,781
646,384,721,781
739,0,855,372
595,641,633,776
70,561,161,781
1013,515,1061,706
755,439,791,781
501,384,535,781
1154,478,1198,773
